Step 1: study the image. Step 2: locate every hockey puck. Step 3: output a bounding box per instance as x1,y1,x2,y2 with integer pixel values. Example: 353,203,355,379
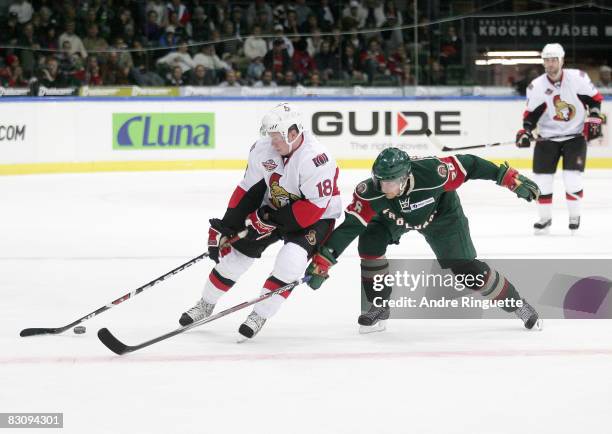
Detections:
73,326,86,334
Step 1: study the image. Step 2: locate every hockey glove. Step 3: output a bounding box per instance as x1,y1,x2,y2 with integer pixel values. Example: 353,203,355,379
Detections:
305,246,337,290
515,129,533,148
583,112,603,141
496,162,540,202
208,218,235,263
245,207,277,241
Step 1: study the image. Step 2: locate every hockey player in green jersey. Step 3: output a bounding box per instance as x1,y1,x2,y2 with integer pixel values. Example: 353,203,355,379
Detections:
305,147,543,333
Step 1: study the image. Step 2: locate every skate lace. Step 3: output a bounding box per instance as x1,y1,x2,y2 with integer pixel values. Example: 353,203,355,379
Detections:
246,312,266,329
187,299,213,319
363,305,389,320
515,301,535,323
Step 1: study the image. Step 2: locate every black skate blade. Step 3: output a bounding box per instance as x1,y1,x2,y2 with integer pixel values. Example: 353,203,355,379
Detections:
525,317,537,330
238,324,254,339
357,316,374,326
525,317,543,331
97,328,130,355
179,313,194,327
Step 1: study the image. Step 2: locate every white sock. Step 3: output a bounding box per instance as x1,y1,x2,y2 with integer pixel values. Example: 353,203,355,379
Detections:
563,170,583,218
538,203,552,221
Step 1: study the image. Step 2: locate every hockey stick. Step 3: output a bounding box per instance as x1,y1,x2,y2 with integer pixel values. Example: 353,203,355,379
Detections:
97,276,311,355
425,129,582,152
19,230,248,337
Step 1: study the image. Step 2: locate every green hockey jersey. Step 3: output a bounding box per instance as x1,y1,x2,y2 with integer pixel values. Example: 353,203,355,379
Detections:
325,154,501,256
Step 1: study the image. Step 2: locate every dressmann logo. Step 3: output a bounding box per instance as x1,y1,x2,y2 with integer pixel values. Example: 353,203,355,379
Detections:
112,113,215,149
311,111,461,136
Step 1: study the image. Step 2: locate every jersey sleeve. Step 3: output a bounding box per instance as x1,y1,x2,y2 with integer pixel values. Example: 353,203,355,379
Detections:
345,189,378,226
523,81,547,132
222,143,267,230
323,181,382,258
271,154,339,232
575,70,604,112
439,155,499,191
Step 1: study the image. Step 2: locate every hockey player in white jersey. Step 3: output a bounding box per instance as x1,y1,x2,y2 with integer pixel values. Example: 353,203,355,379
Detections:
180,103,342,339
516,43,604,234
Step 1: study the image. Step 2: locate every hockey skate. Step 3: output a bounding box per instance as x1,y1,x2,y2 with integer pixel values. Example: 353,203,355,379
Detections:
533,218,552,235
358,304,390,334
179,298,215,326
514,299,543,330
237,311,267,342
569,216,580,234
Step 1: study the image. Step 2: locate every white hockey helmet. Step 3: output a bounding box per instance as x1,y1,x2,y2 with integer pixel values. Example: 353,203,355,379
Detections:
541,43,565,60
260,102,304,148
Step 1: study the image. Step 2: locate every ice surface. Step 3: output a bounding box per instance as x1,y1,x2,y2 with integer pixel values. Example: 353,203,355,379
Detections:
1,169,611,434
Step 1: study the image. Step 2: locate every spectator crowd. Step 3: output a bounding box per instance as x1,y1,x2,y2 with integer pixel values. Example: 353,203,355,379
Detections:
0,0,468,89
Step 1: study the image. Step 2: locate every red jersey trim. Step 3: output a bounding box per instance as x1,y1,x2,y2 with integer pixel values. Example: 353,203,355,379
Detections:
228,186,246,208
439,156,467,191
346,192,377,226
292,200,326,228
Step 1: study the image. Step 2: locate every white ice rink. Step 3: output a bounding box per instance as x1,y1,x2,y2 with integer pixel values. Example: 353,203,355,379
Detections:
1,168,612,434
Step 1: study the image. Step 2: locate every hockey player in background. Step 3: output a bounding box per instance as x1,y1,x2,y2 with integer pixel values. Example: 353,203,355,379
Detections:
516,43,604,234
305,148,542,333
180,103,342,340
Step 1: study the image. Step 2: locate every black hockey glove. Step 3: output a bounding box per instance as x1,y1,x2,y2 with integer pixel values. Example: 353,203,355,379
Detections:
245,207,278,241
208,218,236,263
515,129,533,148
583,111,604,141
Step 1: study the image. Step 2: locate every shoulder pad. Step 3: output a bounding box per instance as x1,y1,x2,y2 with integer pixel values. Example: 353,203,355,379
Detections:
354,178,384,201
410,157,447,191
251,137,271,153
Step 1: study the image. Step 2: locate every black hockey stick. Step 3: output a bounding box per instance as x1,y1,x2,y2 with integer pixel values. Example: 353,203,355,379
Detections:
425,129,582,152
98,276,310,355
20,230,247,337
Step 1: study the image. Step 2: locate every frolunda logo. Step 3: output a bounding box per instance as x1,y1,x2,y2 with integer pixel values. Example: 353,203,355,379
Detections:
113,113,215,149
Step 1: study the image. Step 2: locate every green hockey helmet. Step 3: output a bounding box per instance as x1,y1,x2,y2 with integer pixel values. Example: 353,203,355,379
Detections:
371,147,412,194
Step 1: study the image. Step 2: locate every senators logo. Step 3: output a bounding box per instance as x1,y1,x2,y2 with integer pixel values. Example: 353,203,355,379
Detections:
305,230,317,246
552,95,576,121
269,173,300,208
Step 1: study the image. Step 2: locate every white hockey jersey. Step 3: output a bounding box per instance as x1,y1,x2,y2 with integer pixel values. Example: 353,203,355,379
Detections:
228,130,342,230
524,69,603,141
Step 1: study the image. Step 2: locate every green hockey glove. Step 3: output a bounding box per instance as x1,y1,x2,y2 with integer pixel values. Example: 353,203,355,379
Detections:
305,246,337,290
496,161,540,202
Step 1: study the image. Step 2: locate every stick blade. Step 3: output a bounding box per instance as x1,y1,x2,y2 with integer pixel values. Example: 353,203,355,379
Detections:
20,327,59,337
97,328,130,355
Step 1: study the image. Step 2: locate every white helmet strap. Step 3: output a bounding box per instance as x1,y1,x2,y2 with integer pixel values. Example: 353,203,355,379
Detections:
285,127,302,154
